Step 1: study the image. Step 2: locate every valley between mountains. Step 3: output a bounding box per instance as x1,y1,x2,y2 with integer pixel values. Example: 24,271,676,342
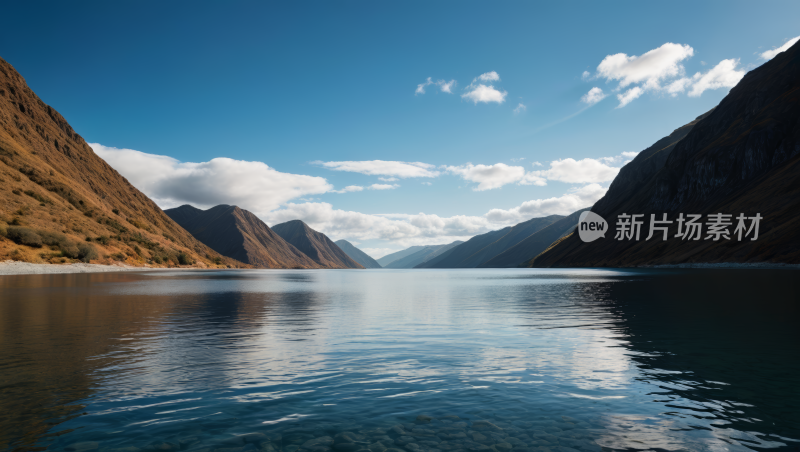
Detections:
2,39,799,269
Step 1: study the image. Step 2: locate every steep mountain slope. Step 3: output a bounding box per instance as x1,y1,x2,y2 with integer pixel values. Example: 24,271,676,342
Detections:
376,246,427,267
0,56,238,268
417,215,563,268
480,209,589,268
384,241,463,269
532,41,800,267
334,240,382,268
272,220,364,269
165,204,320,268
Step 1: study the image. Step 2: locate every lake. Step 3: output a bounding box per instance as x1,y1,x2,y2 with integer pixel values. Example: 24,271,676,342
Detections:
0,268,798,452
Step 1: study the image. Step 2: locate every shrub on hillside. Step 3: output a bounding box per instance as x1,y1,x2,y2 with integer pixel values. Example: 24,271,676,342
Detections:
6,226,42,247
39,230,68,247
77,243,98,262
177,251,193,265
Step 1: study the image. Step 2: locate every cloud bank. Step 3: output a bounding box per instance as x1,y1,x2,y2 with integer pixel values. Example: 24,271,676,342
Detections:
91,144,332,212
264,183,606,248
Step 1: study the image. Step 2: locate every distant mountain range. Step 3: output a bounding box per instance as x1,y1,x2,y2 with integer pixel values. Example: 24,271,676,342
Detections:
335,240,382,268
165,204,319,268
417,215,563,268
383,241,464,268
531,39,800,267
377,246,427,267
272,220,363,269
0,56,238,268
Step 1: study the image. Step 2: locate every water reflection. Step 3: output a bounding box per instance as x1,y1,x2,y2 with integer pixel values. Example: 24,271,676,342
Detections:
0,269,797,452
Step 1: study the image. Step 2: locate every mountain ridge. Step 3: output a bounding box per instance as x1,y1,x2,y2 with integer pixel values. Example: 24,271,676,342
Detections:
334,240,382,268
272,220,364,269
531,40,800,267
165,204,320,268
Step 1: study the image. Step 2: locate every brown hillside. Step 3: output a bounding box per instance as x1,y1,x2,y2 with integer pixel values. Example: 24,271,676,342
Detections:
272,220,364,269
165,204,321,269
0,56,245,268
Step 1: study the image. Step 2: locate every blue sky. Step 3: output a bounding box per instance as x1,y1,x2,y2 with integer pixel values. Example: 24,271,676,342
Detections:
2,1,798,257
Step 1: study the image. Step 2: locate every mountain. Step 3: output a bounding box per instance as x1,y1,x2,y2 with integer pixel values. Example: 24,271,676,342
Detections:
383,241,464,269
334,240,382,268
272,220,364,269
416,215,563,268
0,56,239,268
165,204,320,268
479,209,589,268
532,40,800,267
376,246,427,267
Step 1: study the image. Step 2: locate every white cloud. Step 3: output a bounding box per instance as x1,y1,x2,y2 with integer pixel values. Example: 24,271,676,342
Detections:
665,77,693,96
588,42,748,107
462,84,507,104
581,71,592,81
760,36,800,60
445,163,526,191
484,184,606,223
378,177,398,182
421,181,432,186
264,184,606,248
581,87,606,105
596,43,694,89
368,184,399,190
519,172,547,186
416,77,457,95
532,161,543,166
333,185,364,194
621,151,639,158
90,144,332,213
531,158,621,184
314,160,440,178
476,71,500,82
514,103,527,114
688,58,745,97
438,79,456,93
616,86,644,108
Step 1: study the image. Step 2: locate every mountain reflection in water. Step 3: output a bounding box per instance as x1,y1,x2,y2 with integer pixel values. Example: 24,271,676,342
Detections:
0,269,797,452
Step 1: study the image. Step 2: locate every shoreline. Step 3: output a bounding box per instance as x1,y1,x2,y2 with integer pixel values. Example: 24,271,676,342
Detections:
0,260,186,276
640,262,800,269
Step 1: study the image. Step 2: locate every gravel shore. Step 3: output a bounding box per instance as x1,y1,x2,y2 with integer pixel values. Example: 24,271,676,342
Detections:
0,260,155,276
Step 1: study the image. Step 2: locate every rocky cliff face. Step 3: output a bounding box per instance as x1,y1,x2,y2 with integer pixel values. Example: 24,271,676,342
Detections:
531,40,800,267
0,56,239,268
166,204,320,268
272,220,364,269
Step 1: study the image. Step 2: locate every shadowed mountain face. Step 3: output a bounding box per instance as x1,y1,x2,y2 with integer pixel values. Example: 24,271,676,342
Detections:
165,205,320,269
533,41,800,267
334,240,382,268
0,57,237,268
417,215,563,268
479,209,590,268
384,241,464,268
376,246,427,267
272,220,364,269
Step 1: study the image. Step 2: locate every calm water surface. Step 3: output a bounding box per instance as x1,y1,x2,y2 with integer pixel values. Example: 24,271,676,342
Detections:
0,268,798,452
